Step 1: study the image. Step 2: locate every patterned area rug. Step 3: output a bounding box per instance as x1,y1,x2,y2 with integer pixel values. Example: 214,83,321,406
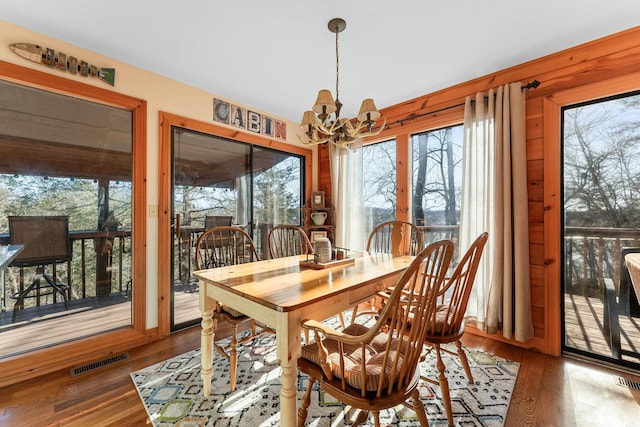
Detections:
131,331,519,426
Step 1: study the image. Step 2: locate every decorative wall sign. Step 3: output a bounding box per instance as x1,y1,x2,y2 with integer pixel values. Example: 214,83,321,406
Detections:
247,111,261,133
262,116,274,137
213,99,230,124
274,119,287,140
230,105,247,129
9,42,116,86
213,98,287,141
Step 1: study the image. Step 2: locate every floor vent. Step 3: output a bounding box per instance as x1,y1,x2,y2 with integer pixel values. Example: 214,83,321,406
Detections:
617,376,640,391
70,352,130,377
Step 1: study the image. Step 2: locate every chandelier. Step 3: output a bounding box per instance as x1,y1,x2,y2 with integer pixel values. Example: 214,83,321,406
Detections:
299,18,385,149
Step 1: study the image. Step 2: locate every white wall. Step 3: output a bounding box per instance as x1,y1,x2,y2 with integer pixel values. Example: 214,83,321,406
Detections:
0,20,316,327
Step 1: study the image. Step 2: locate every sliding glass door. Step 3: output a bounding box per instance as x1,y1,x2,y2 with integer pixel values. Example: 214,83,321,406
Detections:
252,146,303,257
170,126,304,330
562,90,640,369
0,77,140,359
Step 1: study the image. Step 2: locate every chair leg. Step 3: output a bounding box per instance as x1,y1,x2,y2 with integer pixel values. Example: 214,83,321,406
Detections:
434,344,454,426
42,273,69,310
11,296,24,322
339,311,347,329
455,340,474,384
411,388,430,427
11,276,42,322
229,322,239,392
297,378,315,427
353,409,370,427
371,411,380,427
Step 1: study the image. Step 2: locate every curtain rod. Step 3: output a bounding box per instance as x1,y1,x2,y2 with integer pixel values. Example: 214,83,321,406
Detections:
387,79,540,128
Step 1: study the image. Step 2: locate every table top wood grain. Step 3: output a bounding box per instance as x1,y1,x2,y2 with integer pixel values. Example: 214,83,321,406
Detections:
193,253,413,312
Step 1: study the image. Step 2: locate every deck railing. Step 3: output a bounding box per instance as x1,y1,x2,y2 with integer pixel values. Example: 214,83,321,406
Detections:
1,229,131,312
6,224,636,313
418,224,640,298
418,224,460,263
565,226,640,297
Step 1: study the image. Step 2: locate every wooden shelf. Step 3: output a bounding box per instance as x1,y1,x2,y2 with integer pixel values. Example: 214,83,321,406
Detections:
301,204,335,242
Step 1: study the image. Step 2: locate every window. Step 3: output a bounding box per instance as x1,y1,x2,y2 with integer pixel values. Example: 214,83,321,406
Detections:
411,125,463,243
362,139,396,239
0,77,137,358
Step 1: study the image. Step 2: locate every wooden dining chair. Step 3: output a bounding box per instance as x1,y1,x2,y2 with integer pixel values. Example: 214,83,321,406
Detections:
297,239,454,427
267,224,340,336
194,226,273,391
350,220,425,324
267,224,313,259
367,220,425,257
421,231,488,426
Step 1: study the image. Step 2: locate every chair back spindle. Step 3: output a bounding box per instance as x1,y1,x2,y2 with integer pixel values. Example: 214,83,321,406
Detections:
367,220,424,257
195,226,259,270
267,224,313,259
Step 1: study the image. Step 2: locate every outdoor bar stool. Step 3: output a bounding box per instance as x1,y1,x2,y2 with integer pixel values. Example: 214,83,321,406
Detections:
8,216,72,322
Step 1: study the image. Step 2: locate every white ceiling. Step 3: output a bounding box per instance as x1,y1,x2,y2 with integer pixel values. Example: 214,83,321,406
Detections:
1,1,639,123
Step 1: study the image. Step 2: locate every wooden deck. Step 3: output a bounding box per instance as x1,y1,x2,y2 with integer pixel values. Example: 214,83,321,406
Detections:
564,292,640,364
2,287,640,366
0,287,201,359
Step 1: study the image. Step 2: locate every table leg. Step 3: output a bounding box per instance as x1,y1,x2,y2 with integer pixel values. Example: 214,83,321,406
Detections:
276,312,302,427
199,284,216,396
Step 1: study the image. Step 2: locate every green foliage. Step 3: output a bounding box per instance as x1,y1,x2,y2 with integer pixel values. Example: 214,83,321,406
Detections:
0,174,133,306
0,175,132,232
253,157,301,225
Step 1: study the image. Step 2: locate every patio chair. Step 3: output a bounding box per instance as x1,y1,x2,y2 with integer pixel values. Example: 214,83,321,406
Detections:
297,239,454,427
604,246,640,360
420,231,488,426
350,220,425,324
194,226,274,391
267,224,313,259
8,216,72,322
204,215,233,230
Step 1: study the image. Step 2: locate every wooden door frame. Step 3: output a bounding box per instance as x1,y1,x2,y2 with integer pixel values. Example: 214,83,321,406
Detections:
543,71,640,356
0,60,149,386
157,112,312,335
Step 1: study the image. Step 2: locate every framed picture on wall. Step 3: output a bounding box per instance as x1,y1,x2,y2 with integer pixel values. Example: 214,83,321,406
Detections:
311,191,325,209
310,231,327,242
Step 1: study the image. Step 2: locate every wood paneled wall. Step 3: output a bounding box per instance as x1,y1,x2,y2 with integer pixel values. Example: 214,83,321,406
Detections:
317,26,640,354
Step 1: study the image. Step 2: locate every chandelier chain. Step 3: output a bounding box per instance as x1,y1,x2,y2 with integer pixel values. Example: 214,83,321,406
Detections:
335,26,339,103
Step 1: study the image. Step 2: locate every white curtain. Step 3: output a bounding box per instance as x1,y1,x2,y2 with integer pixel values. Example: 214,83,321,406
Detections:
329,141,365,251
460,83,534,342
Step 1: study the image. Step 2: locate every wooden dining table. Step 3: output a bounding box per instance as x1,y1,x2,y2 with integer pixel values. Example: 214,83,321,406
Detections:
194,252,414,427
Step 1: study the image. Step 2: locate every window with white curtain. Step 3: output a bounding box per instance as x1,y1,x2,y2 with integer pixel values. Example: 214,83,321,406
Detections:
362,139,396,238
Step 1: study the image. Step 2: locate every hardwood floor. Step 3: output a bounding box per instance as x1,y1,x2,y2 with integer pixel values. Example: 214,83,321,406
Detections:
2,323,640,427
